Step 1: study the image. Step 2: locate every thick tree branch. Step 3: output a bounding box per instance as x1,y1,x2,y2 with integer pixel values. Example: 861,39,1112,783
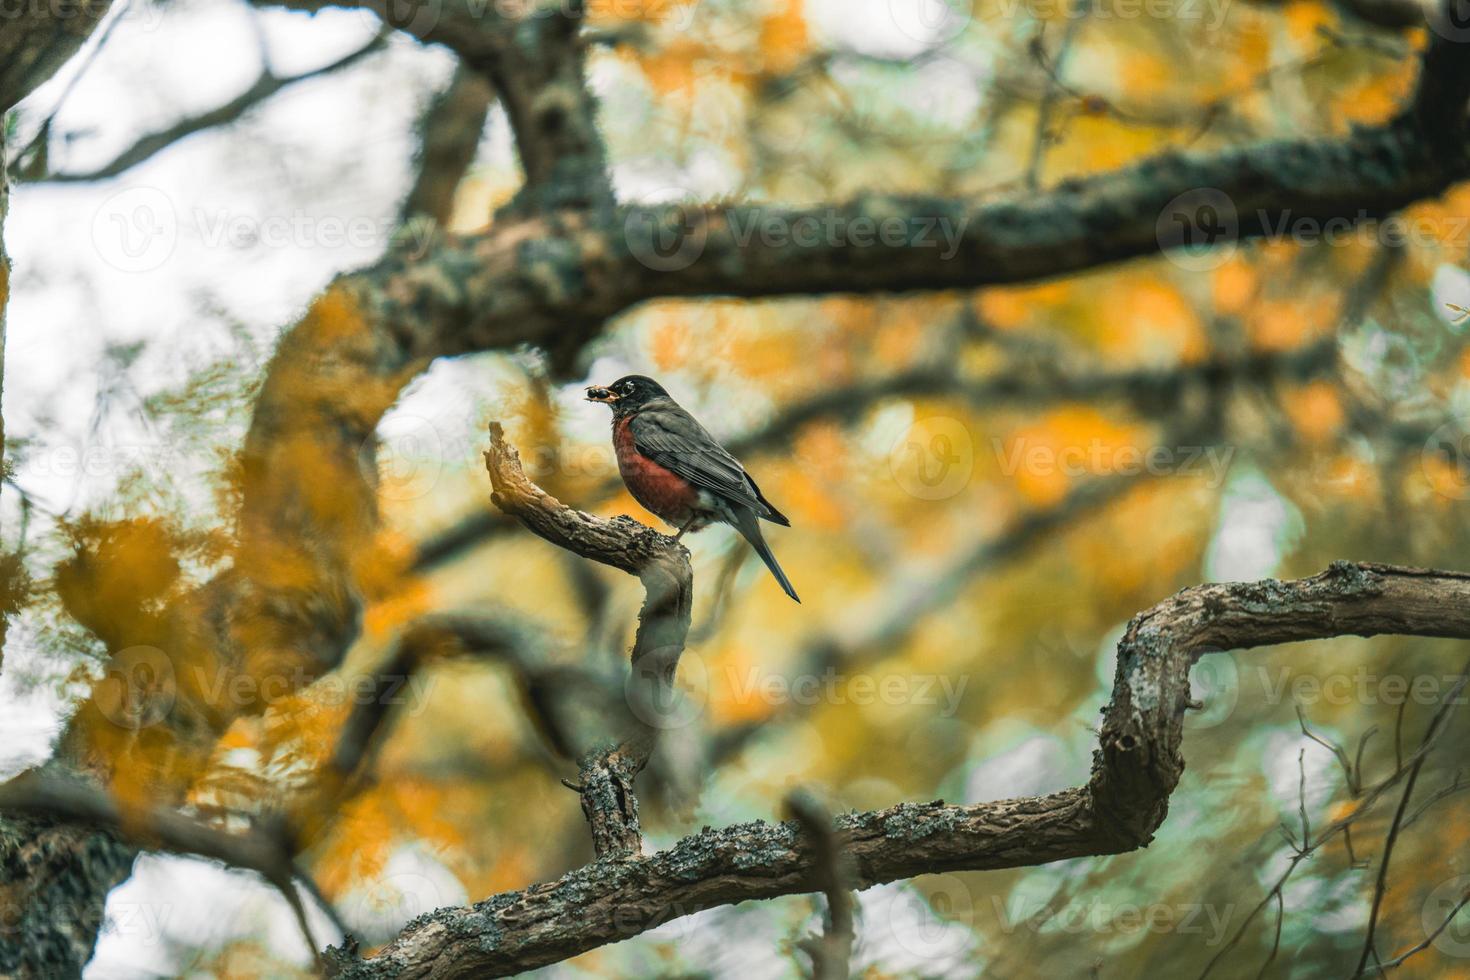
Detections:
327,563,1470,977
483,423,691,858
398,62,495,226
784,790,855,980
0,768,342,960
0,0,114,113
259,0,610,210
0,810,135,977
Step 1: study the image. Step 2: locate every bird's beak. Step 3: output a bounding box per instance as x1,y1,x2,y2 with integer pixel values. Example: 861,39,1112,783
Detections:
585,385,619,404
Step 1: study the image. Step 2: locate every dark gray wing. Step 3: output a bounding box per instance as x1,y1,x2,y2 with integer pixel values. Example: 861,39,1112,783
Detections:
629,403,770,516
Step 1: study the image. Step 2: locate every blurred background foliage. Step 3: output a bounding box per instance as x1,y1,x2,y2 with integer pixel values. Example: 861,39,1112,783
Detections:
5,0,1470,976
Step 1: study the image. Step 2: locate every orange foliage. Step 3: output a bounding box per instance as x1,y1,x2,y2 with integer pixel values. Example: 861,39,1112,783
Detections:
1212,256,1258,317
1338,61,1418,126
1280,382,1344,444
758,0,808,76
636,40,706,96
1245,295,1322,351
1097,279,1206,364
1282,0,1337,45
976,280,1072,332
1000,407,1148,507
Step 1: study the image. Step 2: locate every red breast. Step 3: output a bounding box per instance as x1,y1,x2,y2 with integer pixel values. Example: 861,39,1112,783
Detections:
613,415,700,522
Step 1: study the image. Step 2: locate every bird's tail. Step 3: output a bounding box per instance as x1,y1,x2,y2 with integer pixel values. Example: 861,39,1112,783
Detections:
732,508,800,603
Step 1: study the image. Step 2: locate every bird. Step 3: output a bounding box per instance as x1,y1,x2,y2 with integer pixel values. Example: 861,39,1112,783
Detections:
586,375,800,603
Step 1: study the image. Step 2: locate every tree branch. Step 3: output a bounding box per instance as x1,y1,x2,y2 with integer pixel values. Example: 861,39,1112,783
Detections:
784,790,855,980
483,422,691,858
21,34,387,184
0,0,114,113
325,563,1470,977
0,768,343,961
258,0,610,210
398,62,495,226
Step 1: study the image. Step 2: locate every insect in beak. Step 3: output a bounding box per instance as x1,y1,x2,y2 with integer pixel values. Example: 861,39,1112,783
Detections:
585,385,619,403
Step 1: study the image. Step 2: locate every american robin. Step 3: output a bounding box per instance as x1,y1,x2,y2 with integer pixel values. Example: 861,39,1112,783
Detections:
586,375,800,603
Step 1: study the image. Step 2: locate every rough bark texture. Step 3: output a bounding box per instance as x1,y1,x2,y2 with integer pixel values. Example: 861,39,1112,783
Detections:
0,0,115,113
0,815,135,979
325,563,1470,978
2,0,1467,974
484,423,692,858
399,62,494,226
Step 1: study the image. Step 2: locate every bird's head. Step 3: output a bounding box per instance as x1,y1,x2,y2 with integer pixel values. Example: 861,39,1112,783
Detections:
585,375,667,414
